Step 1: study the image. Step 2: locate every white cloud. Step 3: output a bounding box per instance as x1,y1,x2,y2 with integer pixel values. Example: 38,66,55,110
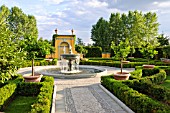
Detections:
75,10,87,15
41,0,64,4
153,1,170,8
55,12,67,18
153,2,159,5
87,0,108,8
38,21,57,25
35,15,54,22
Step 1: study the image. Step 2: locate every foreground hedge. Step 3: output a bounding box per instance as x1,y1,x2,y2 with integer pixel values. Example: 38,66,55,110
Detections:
0,75,23,110
29,76,54,113
101,76,170,113
124,70,170,103
0,76,54,113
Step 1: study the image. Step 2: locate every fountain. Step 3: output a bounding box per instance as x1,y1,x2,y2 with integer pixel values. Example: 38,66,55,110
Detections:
34,46,107,78
60,46,81,74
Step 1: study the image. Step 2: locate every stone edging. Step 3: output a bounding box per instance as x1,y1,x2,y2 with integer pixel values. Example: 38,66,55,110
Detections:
99,84,135,113
51,85,57,113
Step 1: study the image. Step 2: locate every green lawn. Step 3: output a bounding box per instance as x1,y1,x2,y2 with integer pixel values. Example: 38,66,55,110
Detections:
160,76,170,89
4,96,36,113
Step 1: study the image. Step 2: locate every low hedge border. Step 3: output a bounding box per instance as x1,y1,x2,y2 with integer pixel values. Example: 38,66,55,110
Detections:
20,59,58,68
124,70,170,103
101,76,170,113
0,76,54,113
29,76,54,113
128,68,169,99
80,60,170,68
0,75,23,110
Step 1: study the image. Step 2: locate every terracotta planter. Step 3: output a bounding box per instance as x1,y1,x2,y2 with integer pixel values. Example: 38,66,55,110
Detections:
23,74,43,82
113,72,130,80
163,60,170,63
143,65,155,69
122,61,130,64
161,58,170,64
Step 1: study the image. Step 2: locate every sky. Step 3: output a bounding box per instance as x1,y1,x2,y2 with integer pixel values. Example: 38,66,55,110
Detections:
1,0,170,45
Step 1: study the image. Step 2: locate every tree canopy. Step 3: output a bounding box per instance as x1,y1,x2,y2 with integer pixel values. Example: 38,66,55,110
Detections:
91,10,160,55
91,17,110,52
0,5,54,82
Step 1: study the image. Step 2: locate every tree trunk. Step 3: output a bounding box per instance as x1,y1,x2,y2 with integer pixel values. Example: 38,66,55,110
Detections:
121,60,123,74
147,57,150,64
32,59,34,76
130,52,133,57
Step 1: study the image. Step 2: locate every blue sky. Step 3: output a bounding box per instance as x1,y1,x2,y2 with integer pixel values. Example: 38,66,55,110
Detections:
1,0,170,44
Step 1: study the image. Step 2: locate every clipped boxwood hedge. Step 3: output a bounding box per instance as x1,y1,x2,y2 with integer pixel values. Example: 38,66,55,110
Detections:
142,68,160,77
101,76,170,113
0,75,23,110
80,60,170,68
29,76,54,113
0,76,54,113
20,59,57,68
123,70,170,103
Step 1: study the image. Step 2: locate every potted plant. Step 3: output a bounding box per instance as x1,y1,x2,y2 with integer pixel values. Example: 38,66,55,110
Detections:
140,44,158,69
111,39,131,80
23,42,43,82
161,45,170,63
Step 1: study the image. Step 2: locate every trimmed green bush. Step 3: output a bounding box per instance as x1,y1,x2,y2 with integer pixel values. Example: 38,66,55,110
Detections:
0,76,54,113
142,68,160,77
17,82,42,96
85,46,102,58
29,76,54,113
80,58,170,68
20,59,57,68
124,70,170,103
0,75,23,110
101,76,170,113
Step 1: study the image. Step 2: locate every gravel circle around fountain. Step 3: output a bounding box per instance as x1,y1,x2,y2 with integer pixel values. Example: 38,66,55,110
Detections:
35,65,107,79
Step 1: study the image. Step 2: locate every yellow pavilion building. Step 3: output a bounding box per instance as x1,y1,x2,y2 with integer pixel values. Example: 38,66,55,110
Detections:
46,29,78,59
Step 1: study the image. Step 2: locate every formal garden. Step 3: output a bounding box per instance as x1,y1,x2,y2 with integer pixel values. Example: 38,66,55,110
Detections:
1,5,170,113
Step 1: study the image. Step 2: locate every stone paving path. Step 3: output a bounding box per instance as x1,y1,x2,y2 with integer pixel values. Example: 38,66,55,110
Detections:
54,66,134,113
17,65,135,113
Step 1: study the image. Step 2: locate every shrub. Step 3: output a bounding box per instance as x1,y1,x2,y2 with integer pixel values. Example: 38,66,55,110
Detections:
85,46,102,58
101,76,170,113
130,69,142,79
0,76,54,113
0,75,23,110
29,76,54,113
17,82,42,96
124,70,169,103
142,68,160,77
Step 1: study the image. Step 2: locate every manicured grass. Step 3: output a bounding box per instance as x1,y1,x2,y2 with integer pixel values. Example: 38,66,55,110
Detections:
160,76,170,89
4,96,36,113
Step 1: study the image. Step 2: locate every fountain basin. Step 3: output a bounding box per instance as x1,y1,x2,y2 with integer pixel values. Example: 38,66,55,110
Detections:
35,65,107,79
61,54,78,60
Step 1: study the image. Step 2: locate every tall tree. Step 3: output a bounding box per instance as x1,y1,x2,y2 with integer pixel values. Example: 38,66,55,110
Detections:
76,37,85,46
126,11,146,56
157,33,169,46
109,13,122,46
143,12,159,47
8,6,38,50
91,17,110,52
0,5,26,82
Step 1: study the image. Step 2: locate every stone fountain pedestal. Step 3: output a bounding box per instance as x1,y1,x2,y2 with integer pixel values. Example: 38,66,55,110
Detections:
60,53,80,74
